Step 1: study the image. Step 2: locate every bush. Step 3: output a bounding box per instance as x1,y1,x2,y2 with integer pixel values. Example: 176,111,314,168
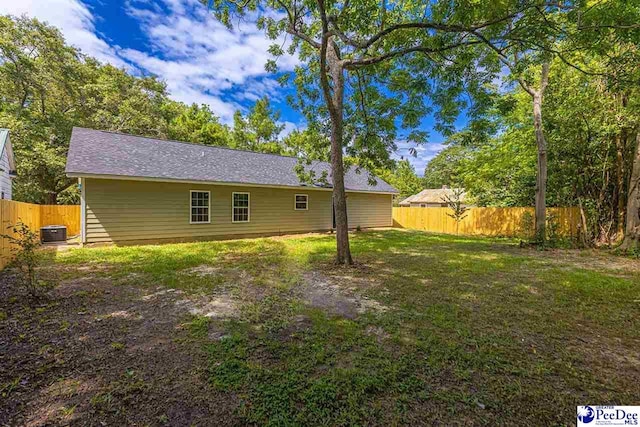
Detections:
2,221,51,298
546,212,561,248
518,211,535,241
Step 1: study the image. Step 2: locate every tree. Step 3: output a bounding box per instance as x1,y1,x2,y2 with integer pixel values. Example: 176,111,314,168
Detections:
472,2,640,244
423,144,467,189
376,160,423,201
620,134,640,252
476,37,553,240
0,15,86,204
82,62,174,138
443,50,640,247
0,16,178,203
0,15,238,204
282,127,330,160
442,187,468,235
206,0,538,264
232,97,285,154
167,102,231,146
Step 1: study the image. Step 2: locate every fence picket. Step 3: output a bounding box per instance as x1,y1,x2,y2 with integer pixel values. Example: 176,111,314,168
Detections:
392,206,579,238
0,201,80,269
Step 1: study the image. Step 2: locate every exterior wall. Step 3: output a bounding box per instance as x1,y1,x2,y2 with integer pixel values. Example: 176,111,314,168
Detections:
0,150,12,200
84,178,393,243
347,192,393,228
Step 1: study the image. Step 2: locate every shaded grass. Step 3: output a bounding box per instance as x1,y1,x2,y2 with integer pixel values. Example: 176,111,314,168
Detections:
49,230,640,425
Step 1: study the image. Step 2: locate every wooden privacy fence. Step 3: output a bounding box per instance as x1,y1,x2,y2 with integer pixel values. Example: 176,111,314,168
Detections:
0,200,80,269
392,206,579,238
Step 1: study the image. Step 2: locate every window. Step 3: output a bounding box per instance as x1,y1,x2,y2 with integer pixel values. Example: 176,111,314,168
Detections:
190,191,210,224
420,204,426,208
232,192,250,223
295,194,308,210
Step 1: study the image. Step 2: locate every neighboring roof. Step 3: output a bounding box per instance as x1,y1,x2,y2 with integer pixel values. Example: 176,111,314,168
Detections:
65,127,397,194
399,187,467,205
0,129,16,174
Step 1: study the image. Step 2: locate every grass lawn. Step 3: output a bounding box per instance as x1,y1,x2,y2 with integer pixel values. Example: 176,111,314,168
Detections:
1,229,639,425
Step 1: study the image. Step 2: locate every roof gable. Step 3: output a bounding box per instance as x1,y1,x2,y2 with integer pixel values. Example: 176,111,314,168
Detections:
399,187,467,205
65,128,397,194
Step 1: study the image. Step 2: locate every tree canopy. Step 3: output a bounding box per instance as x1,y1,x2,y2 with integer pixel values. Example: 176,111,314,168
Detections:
3,0,640,253
0,15,299,204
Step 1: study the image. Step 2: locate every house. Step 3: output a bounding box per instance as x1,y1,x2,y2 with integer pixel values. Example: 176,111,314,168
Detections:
65,128,398,244
399,186,468,208
0,129,17,200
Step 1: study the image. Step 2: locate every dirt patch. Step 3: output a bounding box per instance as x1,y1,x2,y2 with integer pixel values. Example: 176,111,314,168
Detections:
517,247,640,276
571,334,640,370
183,264,223,276
176,295,239,318
298,271,389,319
0,269,242,426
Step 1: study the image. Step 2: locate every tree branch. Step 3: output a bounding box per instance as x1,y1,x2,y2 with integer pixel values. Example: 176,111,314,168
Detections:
333,4,535,51
286,26,321,48
343,40,482,69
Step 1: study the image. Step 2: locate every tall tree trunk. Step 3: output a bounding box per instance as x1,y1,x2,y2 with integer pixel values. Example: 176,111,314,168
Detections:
533,91,547,241
520,62,550,243
614,133,624,236
320,35,352,265
45,192,58,205
330,113,352,265
619,132,640,252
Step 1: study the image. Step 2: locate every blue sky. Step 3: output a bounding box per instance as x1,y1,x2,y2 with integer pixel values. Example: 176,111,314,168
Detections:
0,0,459,174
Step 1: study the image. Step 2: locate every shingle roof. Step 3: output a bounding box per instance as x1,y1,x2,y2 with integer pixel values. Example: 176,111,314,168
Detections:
65,127,397,193
399,187,467,205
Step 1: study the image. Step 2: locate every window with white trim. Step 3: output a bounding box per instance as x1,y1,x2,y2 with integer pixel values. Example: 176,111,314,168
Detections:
190,191,210,223
295,194,308,210
232,192,250,223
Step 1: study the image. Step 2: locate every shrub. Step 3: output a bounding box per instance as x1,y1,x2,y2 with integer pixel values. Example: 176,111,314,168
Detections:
546,212,561,248
518,211,535,242
1,221,51,298
442,188,469,235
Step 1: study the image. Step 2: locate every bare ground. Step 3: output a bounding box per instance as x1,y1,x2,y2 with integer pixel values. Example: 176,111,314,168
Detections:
0,263,389,426
298,270,389,319
0,269,243,427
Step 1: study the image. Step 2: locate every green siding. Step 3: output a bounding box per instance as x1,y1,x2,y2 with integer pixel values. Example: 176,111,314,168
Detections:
84,178,393,243
346,192,393,229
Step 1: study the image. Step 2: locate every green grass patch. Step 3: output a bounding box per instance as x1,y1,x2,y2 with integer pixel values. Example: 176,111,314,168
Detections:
47,230,640,425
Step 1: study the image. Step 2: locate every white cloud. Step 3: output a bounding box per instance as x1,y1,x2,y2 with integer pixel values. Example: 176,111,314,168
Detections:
279,121,301,138
122,0,298,122
0,0,129,69
0,0,298,123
